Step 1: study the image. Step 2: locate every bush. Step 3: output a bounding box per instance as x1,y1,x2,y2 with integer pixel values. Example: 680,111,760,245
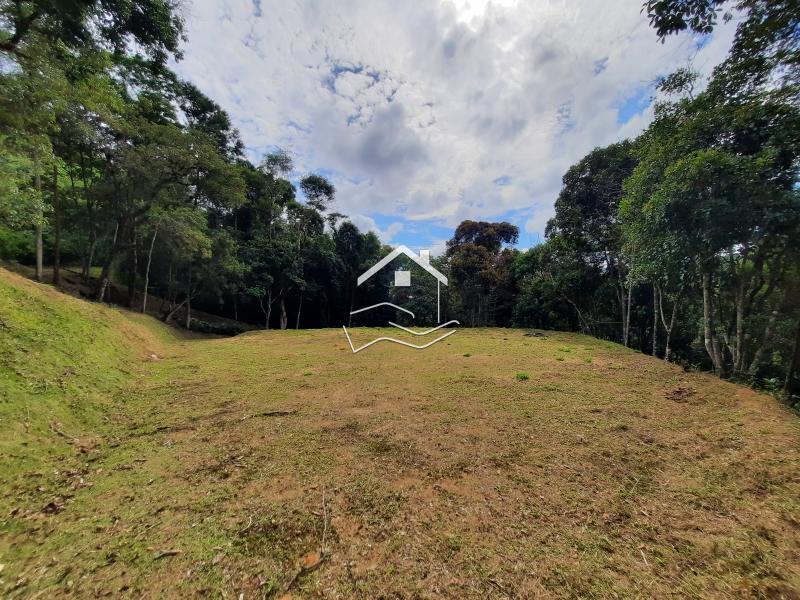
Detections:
188,318,248,336
0,226,34,261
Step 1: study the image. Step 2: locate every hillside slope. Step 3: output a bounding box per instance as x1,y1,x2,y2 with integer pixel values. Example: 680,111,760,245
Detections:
0,267,189,590
0,268,179,469
0,268,798,599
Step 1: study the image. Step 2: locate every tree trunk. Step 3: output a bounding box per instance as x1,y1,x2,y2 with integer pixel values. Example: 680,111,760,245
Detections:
784,318,800,393
127,231,137,308
52,162,61,286
83,234,96,284
652,285,658,356
733,277,747,374
266,289,273,329
295,291,303,329
279,295,288,330
95,220,120,302
611,254,627,346
34,151,43,282
185,270,192,330
164,298,187,323
142,225,158,313
657,284,681,362
258,295,269,329
167,261,174,312
702,271,724,376
80,153,95,285
748,308,779,376
622,284,633,347
348,291,354,327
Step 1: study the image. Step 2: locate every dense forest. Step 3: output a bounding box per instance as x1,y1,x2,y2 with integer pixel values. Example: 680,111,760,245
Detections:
0,1,798,403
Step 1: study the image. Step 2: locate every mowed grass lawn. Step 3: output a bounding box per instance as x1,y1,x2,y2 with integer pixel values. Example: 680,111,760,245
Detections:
1,268,799,598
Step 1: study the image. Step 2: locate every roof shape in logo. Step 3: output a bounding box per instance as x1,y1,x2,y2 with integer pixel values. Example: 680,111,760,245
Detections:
357,245,447,286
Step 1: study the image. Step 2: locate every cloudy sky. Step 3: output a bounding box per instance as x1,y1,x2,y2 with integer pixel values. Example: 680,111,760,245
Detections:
174,0,736,252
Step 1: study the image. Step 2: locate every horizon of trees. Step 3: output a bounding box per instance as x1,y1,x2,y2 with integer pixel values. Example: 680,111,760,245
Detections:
1,0,798,403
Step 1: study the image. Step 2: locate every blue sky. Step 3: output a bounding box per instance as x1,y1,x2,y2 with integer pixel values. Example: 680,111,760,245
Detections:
174,0,736,254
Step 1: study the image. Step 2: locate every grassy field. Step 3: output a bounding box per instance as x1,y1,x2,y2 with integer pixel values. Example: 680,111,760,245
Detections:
1,267,799,599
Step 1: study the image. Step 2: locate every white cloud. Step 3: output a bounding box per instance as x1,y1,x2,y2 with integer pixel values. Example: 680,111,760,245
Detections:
348,214,404,244
175,0,736,239
429,238,448,257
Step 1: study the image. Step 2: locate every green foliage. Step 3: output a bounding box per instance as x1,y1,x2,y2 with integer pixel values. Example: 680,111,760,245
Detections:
0,225,33,259
261,148,293,176
519,0,800,391
299,173,336,211
646,0,800,95
644,0,729,39
446,220,519,327
189,318,248,336
511,0,800,393
0,0,184,63
0,137,46,229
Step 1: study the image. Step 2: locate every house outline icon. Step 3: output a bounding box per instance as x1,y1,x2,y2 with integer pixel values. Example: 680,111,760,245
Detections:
356,244,448,323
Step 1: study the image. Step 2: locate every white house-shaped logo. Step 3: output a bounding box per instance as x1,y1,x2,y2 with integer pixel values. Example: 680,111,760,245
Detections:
356,244,448,323
342,244,458,353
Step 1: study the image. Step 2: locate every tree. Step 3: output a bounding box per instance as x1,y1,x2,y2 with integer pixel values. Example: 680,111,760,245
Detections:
299,174,335,212
90,114,245,302
243,230,297,329
151,207,211,324
0,0,184,64
179,82,244,159
514,238,609,335
645,0,800,96
545,142,638,345
446,220,519,326
0,41,70,281
0,136,46,233
333,221,381,325
621,83,800,375
261,149,293,177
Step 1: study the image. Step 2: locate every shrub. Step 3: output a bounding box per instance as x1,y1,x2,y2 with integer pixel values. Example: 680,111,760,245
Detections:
189,318,248,336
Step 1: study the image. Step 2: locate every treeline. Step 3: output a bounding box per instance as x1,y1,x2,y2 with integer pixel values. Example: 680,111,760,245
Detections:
0,0,395,331
1,1,798,400
438,1,800,402
509,1,800,401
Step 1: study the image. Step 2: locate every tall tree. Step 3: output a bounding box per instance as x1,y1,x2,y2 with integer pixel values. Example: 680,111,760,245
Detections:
545,142,638,345
299,174,335,212
446,220,519,327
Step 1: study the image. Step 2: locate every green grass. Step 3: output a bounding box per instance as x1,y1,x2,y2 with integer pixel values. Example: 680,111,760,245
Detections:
0,270,188,596
0,271,172,474
1,267,799,599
